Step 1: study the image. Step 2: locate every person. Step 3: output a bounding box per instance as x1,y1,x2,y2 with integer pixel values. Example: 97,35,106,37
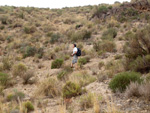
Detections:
71,44,78,68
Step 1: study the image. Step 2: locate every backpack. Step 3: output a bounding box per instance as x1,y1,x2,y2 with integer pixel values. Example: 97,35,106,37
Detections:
76,48,81,56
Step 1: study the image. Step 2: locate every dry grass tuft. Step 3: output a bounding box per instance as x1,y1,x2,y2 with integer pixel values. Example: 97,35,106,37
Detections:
125,82,141,98
69,71,96,87
80,93,94,110
34,77,62,98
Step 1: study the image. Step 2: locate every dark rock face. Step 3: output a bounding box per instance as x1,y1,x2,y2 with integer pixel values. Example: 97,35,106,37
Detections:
91,0,150,20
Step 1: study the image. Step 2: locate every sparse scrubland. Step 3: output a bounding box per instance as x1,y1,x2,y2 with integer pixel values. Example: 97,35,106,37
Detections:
1,0,150,112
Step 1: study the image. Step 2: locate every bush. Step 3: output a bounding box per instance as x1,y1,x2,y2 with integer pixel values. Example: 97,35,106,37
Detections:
51,59,64,69
78,56,90,67
23,46,37,58
62,81,82,98
50,33,61,44
125,26,150,73
82,30,92,40
13,63,27,77
57,71,67,80
125,82,150,100
98,61,104,70
44,51,56,60
35,78,61,97
109,72,142,92
78,58,87,65
97,72,108,82
118,8,139,22
57,66,73,80
46,32,53,37
128,55,150,73
23,101,34,113
125,82,141,98
22,70,35,84
7,90,25,102
124,31,134,40
36,47,44,59
0,72,9,87
139,82,150,100
93,40,116,53
6,36,13,43
68,29,92,42
93,5,108,18
0,25,5,30
114,54,122,60
0,16,8,24
2,57,12,70
80,93,94,110
24,26,36,34
101,28,117,40
71,71,96,87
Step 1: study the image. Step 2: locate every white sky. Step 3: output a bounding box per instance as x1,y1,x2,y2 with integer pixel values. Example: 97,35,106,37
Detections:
0,0,131,9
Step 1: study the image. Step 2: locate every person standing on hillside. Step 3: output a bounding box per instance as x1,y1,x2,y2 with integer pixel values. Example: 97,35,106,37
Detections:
71,44,78,68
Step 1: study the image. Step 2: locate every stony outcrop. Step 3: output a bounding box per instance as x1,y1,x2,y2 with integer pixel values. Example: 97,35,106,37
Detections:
91,0,150,20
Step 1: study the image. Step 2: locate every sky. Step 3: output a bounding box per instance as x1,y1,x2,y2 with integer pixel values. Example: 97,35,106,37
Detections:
0,0,131,9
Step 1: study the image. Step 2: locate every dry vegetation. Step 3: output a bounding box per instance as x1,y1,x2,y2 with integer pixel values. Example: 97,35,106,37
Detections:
0,0,150,112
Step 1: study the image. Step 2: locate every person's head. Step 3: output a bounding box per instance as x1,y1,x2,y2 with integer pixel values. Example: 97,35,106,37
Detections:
73,44,76,48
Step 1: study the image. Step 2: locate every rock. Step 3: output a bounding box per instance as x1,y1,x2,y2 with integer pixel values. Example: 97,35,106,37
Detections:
91,0,150,20
127,99,132,104
10,109,20,113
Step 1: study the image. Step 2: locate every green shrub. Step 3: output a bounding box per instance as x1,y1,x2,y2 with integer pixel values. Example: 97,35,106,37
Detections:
2,57,12,70
125,25,150,72
98,61,104,70
93,5,108,17
57,66,73,80
63,55,70,61
101,28,117,40
63,81,82,98
18,12,24,19
13,63,27,77
82,30,92,40
0,25,5,30
69,31,81,42
68,29,92,42
24,26,36,34
78,56,90,67
51,59,64,69
6,36,13,43
50,33,61,44
57,71,67,80
114,54,122,60
118,8,139,22
97,6,108,13
0,16,8,24
7,90,25,102
23,101,34,113
44,51,56,60
46,32,53,37
124,31,134,40
146,73,150,82
0,72,9,87
23,46,37,58
36,48,44,59
129,55,150,73
93,40,116,53
109,72,142,92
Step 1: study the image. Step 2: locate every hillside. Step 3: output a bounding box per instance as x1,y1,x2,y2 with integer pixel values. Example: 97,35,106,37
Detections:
0,0,150,113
